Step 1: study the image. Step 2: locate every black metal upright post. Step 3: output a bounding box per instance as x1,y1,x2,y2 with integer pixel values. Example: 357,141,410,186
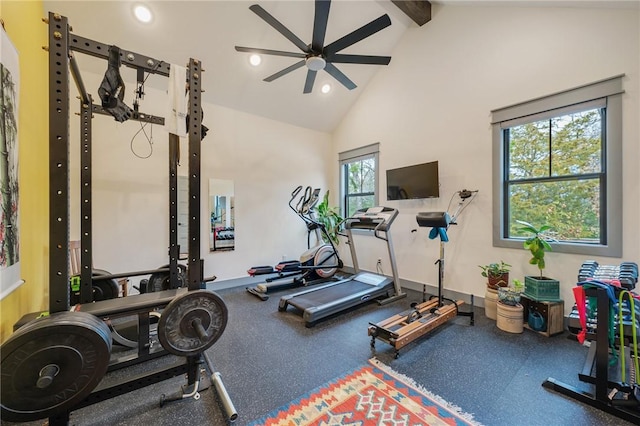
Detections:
48,12,71,314
168,134,180,287
187,58,203,291
594,287,610,401
79,98,93,303
185,58,204,388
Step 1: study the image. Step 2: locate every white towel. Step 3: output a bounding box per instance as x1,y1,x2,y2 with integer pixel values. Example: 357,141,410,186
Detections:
165,64,188,137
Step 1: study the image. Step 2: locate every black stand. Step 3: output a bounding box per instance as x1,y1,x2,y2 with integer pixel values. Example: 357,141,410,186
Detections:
543,287,640,423
433,240,474,325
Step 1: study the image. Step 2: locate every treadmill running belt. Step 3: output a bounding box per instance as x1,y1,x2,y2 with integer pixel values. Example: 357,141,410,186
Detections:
290,280,377,310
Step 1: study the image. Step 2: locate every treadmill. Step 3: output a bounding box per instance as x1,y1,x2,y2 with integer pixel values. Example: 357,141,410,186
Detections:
278,206,406,327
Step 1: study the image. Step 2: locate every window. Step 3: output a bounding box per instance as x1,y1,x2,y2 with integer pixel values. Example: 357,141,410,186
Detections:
339,143,379,218
491,75,623,257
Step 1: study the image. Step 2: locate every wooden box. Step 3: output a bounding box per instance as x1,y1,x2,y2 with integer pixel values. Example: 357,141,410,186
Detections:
520,295,564,337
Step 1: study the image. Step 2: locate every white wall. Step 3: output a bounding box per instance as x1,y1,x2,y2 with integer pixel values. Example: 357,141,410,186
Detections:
199,104,332,281
332,3,640,312
69,72,331,289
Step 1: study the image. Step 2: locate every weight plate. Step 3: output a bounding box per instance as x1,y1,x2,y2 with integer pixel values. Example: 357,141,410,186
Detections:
158,290,228,356
1,311,112,422
147,264,187,292
70,269,119,304
92,277,119,301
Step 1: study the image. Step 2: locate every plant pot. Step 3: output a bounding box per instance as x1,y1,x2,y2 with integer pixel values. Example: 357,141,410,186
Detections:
496,301,524,333
487,272,509,290
523,276,560,301
485,287,498,320
497,287,521,306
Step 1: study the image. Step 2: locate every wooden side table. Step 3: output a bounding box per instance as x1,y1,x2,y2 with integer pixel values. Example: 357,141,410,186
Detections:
520,295,564,337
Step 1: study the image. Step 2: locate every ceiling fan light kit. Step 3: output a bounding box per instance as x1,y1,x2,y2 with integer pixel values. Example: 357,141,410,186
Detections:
235,0,392,94
305,56,326,71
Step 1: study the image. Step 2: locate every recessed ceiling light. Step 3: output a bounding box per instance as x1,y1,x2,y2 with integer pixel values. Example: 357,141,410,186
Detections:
133,4,153,23
321,84,331,94
249,54,262,67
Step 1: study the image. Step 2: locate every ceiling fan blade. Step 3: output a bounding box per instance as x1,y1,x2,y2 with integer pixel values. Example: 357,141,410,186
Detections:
235,46,306,59
327,54,391,65
263,60,306,82
303,70,318,94
311,0,331,53
249,4,310,53
324,14,392,55
323,62,356,90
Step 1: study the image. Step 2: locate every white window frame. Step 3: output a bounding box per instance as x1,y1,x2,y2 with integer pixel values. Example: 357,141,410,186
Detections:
491,75,624,257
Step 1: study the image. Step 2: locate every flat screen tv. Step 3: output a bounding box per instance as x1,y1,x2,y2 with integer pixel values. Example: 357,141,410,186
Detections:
386,161,439,200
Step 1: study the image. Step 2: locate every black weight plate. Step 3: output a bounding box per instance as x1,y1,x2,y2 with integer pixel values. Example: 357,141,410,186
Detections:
92,269,119,301
158,290,228,356
70,269,119,304
1,311,112,422
92,279,119,301
147,264,187,292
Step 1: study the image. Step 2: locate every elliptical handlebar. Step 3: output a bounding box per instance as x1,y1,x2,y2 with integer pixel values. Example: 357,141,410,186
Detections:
288,186,325,229
299,186,313,214
289,185,304,215
287,186,338,251
303,188,321,215
290,185,303,203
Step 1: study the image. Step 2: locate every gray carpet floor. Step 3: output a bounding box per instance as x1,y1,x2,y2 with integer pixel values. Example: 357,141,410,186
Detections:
2,283,637,426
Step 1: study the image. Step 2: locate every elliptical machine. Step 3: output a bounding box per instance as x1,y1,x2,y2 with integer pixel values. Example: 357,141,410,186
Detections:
246,186,343,300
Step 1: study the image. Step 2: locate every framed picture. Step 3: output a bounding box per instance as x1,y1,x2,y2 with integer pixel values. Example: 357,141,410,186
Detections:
1,26,22,299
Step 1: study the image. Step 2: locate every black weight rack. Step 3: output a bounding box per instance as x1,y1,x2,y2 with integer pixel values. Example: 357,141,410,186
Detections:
4,12,232,426
544,262,640,423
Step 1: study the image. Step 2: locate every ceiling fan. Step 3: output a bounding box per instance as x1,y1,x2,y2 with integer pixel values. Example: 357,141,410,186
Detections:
235,0,392,94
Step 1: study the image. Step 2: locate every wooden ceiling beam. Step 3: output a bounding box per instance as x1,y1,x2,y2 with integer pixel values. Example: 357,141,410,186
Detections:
391,1,432,26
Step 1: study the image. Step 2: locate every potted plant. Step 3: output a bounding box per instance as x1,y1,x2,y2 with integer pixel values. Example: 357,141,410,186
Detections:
497,278,525,306
516,220,560,301
479,261,511,290
316,190,343,246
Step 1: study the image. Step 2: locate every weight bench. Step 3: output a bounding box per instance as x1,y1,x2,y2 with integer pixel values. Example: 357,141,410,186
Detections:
73,288,186,317
14,289,184,330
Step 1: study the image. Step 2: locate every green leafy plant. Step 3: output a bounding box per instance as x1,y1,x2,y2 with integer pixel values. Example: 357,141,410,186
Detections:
512,278,525,293
479,261,511,289
478,261,511,278
516,220,554,278
316,190,343,246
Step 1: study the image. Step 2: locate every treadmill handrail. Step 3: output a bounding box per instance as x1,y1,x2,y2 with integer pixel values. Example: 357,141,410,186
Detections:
344,207,398,233
373,227,388,242
344,218,389,242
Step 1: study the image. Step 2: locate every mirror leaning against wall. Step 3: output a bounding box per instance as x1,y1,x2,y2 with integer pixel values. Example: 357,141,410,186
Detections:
209,179,235,251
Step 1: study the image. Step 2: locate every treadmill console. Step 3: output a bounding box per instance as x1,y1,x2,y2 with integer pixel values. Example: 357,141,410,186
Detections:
345,206,399,232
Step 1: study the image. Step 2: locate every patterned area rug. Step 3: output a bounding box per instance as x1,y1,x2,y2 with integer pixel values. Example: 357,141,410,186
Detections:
249,358,482,425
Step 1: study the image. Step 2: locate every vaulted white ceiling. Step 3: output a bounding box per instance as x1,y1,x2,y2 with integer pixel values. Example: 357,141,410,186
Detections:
43,0,418,133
